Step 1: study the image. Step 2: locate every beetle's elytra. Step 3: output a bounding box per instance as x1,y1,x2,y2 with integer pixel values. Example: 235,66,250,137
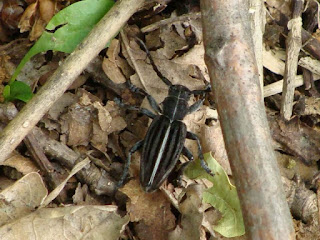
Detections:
117,38,212,192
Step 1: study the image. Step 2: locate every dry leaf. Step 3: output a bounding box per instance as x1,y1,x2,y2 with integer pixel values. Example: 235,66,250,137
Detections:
1,151,39,175
169,185,206,240
0,172,47,227
121,179,176,240
39,0,55,24
102,58,127,84
29,16,46,41
269,116,320,164
158,26,187,58
0,205,128,240
48,92,78,121
60,102,93,146
18,2,38,33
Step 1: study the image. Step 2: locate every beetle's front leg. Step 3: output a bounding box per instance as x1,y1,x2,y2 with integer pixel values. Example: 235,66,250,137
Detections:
186,131,214,176
188,84,211,114
117,140,144,189
114,97,156,119
135,37,173,87
188,98,204,114
126,80,162,114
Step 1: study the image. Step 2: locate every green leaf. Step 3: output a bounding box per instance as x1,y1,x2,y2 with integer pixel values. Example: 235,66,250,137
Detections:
4,81,33,102
10,0,114,83
184,152,245,238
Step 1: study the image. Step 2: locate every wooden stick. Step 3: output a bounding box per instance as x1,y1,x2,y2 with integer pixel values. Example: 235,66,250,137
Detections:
200,0,295,238
0,0,145,164
280,0,304,120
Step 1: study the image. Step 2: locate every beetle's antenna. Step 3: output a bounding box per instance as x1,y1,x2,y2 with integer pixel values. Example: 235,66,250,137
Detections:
135,37,172,87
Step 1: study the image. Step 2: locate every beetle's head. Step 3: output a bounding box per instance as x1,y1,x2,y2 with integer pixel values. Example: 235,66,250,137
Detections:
168,84,192,101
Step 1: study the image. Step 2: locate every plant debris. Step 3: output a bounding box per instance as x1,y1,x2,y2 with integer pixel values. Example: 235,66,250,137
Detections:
0,0,319,239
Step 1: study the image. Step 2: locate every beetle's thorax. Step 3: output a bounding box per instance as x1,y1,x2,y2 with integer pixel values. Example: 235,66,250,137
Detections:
162,84,191,121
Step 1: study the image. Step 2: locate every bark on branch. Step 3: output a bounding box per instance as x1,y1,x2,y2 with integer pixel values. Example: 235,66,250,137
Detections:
200,0,295,239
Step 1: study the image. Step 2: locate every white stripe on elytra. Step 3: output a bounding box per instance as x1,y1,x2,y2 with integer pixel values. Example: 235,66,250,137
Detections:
147,88,182,186
148,124,171,186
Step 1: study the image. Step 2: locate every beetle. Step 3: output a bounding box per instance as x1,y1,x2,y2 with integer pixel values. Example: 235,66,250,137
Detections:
117,38,212,192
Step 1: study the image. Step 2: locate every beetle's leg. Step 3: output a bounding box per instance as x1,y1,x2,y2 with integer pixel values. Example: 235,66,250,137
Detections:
179,147,194,173
126,80,162,114
189,83,211,114
175,147,195,185
186,131,214,176
117,140,144,189
182,146,194,162
191,84,211,95
188,98,204,114
114,97,156,119
135,37,172,87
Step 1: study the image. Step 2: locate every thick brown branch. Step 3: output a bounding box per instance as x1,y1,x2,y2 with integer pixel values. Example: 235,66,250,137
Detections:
200,0,295,239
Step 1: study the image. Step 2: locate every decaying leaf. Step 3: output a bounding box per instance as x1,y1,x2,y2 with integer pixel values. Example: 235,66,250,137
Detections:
102,39,127,84
0,205,128,240
59,90,126,151
1,151,39,175
169,185,207,240
0,172,47,227
269,115,320,164
120,179,176,240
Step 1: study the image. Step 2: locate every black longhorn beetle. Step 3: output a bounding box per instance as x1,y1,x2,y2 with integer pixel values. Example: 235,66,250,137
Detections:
116,38,213,192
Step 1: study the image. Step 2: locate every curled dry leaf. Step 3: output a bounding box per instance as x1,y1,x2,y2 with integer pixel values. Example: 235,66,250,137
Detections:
39,0,55,24
29,16,47,41
102,39,128,84
266,0,292,17
18,2,37,33
1,151,39,175
102,58,127,84
0,55,16,85
18,0,57,40
294,96,320,117
158,27,187,58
